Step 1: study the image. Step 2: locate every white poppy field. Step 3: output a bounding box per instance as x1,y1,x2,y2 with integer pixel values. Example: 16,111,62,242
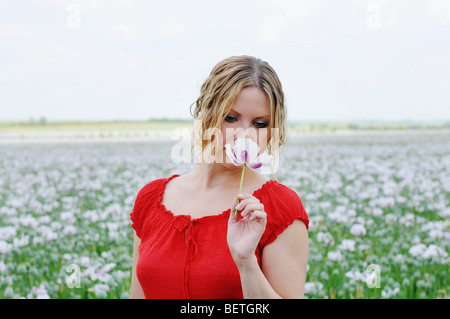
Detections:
0,131,449,299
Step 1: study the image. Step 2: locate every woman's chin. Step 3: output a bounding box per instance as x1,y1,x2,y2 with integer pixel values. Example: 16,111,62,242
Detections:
219,161,242,171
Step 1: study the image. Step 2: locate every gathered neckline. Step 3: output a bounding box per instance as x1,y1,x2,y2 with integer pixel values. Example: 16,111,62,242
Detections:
157,174,275,222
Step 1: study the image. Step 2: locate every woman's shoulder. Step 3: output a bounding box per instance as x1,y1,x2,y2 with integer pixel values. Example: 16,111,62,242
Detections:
136,174,179,200
259,178,303,203
130,174,179,238
256,178,309,248
258,178,309,229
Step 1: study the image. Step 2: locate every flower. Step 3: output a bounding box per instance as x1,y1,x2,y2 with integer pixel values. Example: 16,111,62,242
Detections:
327,251,343,262
225,137,273,172
304,282,324,295
339,239,356,251
90,283,110,299
0,226,16,241
381,285,400,299
13,235,29,248
225,138,273,216
350,223,367,237
345,269,367,282
317,231,335,246
63,225,77,236
422,244,448,259
0,240,12,254
44,230,58,242
83,263,116,282
27,284,50,299
408,243,426,257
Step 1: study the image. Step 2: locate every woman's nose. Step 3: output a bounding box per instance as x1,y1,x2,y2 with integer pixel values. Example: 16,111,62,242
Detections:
234,125,258,142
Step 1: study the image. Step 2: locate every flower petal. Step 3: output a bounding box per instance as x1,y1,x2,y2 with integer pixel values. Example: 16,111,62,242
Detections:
225,143,242,166
250,152,274,174
249,162,263,169
234,138,260,163
240,150,248,163
256,151,273,166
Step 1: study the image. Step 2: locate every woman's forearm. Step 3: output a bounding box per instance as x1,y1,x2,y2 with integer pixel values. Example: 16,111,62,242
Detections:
235,256,283,299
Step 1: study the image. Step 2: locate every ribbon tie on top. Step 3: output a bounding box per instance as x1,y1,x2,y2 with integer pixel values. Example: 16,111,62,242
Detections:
172,215,198,298
172,215,198,260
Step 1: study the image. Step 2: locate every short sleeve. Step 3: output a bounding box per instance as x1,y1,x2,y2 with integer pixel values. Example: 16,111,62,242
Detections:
130,177,168,239
258,181,309,249
130,190,144,238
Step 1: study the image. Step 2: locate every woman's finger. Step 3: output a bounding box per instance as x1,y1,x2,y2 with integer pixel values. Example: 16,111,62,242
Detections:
229,197,240,222
240,203,264,217
249,210,267,221
235,197,252,210
235,196,260,209
238,193,259,201
233,194,262,218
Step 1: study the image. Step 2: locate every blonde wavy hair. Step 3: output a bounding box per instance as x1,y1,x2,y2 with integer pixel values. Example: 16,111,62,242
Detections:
190,55,287,173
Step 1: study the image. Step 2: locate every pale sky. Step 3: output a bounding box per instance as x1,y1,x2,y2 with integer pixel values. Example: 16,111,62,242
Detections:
1,0,449,122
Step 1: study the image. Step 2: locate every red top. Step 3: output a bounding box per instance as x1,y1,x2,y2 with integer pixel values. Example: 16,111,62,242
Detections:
130,174,309,299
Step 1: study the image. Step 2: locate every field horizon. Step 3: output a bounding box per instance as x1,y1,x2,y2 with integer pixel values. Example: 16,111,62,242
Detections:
1,118,449,131
1,118,450,144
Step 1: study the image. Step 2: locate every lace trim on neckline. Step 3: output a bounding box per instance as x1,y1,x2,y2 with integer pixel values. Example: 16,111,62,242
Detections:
157,174,275,222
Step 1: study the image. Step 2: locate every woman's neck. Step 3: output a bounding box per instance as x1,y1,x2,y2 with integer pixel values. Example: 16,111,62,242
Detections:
190,162,258,191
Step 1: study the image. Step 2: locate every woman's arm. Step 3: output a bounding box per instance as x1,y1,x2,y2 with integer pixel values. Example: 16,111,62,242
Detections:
236,220,308,299
262,219,309,298
130,232,146,299
228,193,309,299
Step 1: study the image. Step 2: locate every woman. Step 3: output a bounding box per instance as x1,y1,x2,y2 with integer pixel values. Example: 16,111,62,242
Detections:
130,55,309,299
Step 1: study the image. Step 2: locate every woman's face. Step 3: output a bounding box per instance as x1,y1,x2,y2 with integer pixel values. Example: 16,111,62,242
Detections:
215,86,272,167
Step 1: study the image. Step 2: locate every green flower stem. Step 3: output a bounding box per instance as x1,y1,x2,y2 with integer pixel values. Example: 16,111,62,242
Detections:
235,163,246,217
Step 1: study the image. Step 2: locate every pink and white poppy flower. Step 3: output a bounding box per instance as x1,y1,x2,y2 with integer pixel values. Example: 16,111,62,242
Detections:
224,137,272,173
225,137,273,216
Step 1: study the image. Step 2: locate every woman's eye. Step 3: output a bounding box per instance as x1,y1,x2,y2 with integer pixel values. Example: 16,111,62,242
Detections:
225,115,237,123
254,121,269,128
225,116,268,128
